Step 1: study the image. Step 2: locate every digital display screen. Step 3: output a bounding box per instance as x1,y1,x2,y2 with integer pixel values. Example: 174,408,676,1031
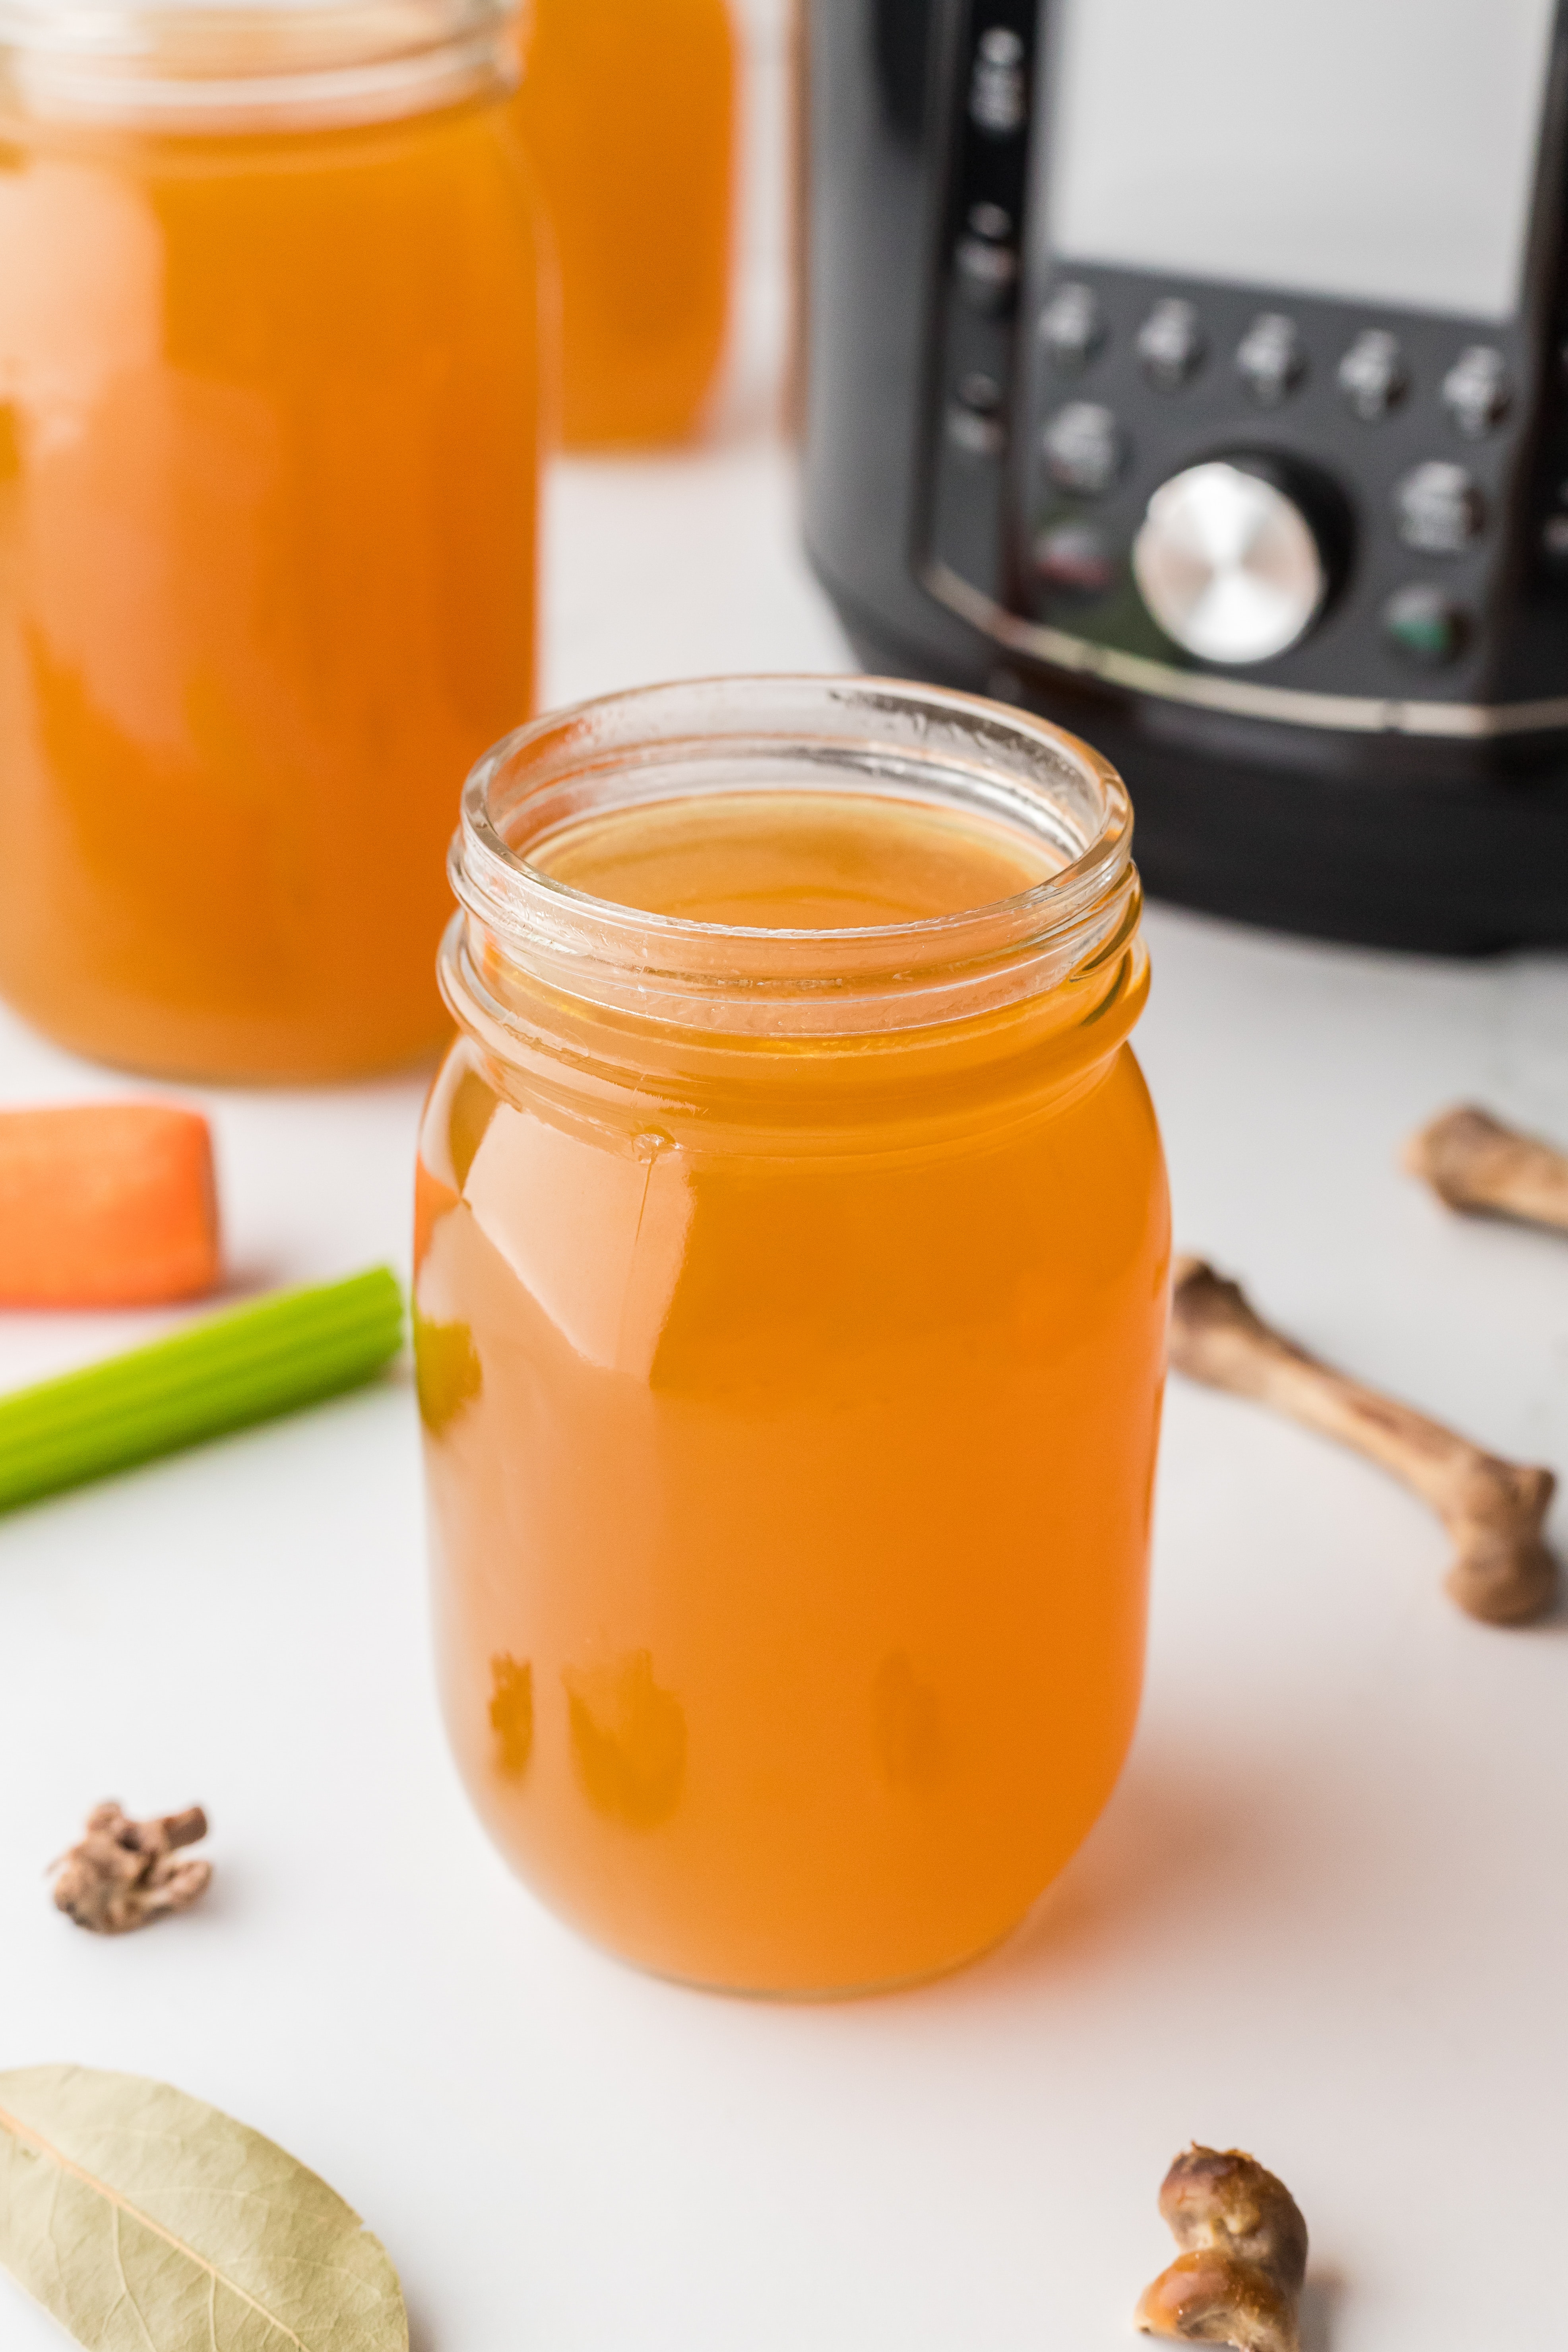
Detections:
1042,0,1558,322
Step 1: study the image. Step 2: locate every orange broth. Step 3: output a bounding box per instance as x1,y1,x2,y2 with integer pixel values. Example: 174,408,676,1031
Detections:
416,786,1169,1992
518,0,735,447
0,94,539,1079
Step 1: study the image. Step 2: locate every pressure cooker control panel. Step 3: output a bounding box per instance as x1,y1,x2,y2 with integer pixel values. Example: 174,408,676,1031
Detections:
919,4,1563,719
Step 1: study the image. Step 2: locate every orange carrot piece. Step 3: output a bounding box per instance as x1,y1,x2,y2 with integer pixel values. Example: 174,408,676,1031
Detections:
0,1103,221,1308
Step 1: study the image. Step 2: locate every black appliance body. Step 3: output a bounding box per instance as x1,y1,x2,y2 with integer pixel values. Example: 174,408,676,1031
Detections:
802,0,1568,949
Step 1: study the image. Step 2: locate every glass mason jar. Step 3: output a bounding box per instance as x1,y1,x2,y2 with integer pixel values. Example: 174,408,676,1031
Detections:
416,677,1170,1996
517,0,735,447
0,0,541,1080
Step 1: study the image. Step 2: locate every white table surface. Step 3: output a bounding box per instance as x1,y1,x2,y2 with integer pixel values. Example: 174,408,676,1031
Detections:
4,418,1568,2352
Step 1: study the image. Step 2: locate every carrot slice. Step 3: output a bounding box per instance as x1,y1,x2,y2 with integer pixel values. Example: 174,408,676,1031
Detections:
0,1103,221,1308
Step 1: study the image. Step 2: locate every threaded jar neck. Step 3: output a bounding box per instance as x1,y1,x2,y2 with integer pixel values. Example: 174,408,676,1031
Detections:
0,0,520,130
445,675,1144,1049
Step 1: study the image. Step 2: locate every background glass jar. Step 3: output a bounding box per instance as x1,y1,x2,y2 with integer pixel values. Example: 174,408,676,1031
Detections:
416,676,1171,1997
0,0,541,1080
517,0,735,447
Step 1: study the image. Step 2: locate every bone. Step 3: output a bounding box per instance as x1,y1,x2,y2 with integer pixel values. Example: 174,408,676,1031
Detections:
1405,1103,1568,1235
1135,2145,1308,2352
1170,1257,1557,1626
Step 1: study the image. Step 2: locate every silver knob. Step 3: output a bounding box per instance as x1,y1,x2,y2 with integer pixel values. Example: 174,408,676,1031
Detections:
1132,460,1327,665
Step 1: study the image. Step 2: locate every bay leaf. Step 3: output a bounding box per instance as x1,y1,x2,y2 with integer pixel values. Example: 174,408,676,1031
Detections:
0,2064,408,2351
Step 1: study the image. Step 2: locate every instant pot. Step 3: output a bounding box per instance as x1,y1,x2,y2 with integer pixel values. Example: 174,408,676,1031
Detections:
801,0,1568,948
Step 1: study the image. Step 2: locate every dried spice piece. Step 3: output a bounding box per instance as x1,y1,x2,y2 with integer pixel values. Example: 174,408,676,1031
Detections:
1405,1103,1568,1235
1170,1256,1558,1625
0,2063,407,2350
52,1802,212,1935
1136,2145,1308,2352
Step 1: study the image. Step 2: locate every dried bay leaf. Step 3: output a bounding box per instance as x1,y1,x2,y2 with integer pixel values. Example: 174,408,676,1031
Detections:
0,2064,408,2350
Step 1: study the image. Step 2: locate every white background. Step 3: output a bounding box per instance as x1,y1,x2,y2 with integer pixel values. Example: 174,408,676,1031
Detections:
4,9,1568,2348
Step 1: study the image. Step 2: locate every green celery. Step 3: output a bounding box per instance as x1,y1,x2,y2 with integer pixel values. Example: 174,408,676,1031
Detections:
0,1267,405,1514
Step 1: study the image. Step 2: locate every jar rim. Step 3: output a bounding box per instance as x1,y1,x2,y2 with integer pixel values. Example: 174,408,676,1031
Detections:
449,675,1142,1039
0,0,518,128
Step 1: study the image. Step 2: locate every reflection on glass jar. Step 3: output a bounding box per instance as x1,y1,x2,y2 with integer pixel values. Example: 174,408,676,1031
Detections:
417,677,1170,1996
0,1,541,1080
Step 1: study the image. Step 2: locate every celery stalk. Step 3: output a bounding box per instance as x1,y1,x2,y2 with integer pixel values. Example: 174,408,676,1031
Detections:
0,1267,405,1514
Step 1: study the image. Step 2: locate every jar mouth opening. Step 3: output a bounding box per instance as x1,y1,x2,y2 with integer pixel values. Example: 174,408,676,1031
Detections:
450,678,1141,1038
0,0,517,128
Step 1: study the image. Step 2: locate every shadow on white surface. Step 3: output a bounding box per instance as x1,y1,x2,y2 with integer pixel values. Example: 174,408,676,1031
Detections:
983,1742,1306,1998
1300,2273,1345,2352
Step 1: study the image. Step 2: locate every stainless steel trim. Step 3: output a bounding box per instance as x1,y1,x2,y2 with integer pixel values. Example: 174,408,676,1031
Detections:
923,560,1568,739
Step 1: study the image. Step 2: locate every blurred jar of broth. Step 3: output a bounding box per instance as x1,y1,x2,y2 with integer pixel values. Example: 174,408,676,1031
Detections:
0,0,542,1081
519,0,737,446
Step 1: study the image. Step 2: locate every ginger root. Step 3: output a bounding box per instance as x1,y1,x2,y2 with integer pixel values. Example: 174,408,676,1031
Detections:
1170,1256,1558,1626
1136,2145,1308,2352
51,1801,211,1934
1405,1103,1568,1235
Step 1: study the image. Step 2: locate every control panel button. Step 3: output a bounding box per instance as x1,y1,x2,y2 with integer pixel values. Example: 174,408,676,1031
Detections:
1236,313,1306,404
946,372,1006,460
967,201,1012,240
969,27,1027,135
954,204,1018,313
1039,281,1105,372
1337,330,1408,421
1394,461,1485,553
1442,345,1512,438
1382,584,1470,666
1034,523,1117,598
1041,401,1125,496
1132,460,1326,663
1136,299,1204,391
